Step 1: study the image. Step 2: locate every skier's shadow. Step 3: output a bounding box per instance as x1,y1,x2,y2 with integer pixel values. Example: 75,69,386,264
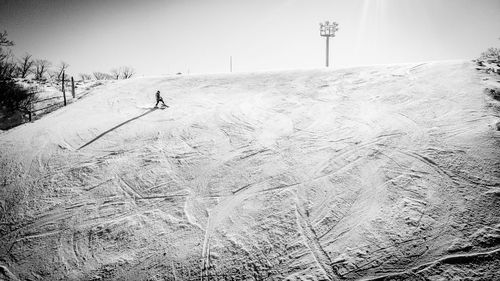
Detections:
78,108,159,150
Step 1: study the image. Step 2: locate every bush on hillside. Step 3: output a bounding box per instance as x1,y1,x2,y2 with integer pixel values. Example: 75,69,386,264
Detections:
476,45,500,75
480,47,500,62
0,79,38,122
0,31,39,128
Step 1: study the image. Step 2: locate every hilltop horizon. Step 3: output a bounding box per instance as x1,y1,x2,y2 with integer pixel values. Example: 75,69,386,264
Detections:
1,0,499,76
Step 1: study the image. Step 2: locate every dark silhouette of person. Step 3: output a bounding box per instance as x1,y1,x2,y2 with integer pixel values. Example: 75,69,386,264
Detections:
155,90,168,108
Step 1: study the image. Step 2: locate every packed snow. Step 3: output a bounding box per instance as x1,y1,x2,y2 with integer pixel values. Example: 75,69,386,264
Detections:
0,61,499,280
0,79,108,130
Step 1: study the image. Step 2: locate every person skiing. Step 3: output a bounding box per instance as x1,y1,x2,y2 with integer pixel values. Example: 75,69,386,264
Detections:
155,90,168,108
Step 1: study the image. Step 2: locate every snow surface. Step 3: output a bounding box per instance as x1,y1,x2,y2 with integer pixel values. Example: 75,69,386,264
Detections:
0,79,108,130
0,61,499,280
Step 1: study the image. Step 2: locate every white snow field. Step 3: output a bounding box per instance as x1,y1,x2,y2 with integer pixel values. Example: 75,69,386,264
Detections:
1,61,499,280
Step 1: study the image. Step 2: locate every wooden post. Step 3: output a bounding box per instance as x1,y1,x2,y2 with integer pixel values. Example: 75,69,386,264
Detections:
71,76,75,98
62,71,67,106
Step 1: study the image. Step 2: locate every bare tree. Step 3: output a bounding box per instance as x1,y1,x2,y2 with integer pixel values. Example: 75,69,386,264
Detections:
56,61,69,81
17,53,34,78
0,50,16,80
0,31,38,125
121,66,135,79
92,71,112,80
108,66,136,79
0,48,9,63
110,68,121,80
34,59,51,80
79,73,92,81
0,54,16,79
0,30,14,47
0,31,16,80
47,70,59,81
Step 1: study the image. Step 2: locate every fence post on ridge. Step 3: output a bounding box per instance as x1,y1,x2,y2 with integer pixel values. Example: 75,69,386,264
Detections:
71,76,75,98
62,71,67,106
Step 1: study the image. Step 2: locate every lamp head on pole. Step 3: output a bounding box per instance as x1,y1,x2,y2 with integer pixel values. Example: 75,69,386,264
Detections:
320,21,339,37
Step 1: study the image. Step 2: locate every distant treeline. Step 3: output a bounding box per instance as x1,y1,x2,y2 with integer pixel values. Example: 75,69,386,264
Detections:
0,30,135,82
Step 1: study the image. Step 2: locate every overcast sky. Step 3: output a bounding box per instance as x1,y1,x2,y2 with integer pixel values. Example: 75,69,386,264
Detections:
1,0,499,76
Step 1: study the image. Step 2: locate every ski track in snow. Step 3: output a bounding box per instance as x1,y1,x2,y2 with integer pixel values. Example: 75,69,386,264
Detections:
1,61,500,280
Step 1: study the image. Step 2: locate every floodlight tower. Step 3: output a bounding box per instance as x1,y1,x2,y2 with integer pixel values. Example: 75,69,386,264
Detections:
320,21,339,67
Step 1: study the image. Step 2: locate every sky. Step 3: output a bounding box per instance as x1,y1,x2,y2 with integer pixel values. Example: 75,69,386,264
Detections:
0,0,499,77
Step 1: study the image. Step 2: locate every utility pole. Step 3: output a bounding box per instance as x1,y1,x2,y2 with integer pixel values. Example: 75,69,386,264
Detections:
319,21,339,67
230,56,232,73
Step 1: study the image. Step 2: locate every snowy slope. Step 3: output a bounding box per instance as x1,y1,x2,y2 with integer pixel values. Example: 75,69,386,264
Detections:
0,61,499,280
0,79,108,130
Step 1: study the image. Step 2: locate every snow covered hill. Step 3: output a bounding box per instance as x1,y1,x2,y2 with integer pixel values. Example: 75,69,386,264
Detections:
1,61,499,280
0,79,108,130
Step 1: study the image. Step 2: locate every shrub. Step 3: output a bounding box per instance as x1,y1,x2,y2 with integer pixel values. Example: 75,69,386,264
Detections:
480,47,500,62
0,80,38,121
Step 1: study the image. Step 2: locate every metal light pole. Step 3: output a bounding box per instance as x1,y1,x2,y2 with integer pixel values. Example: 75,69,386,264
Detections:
320,21,339,67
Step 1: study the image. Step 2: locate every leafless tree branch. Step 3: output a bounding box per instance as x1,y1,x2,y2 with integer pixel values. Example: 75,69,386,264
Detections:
121,66,135,79
0,30,14,47
56,61,70,81
79,73,92,81
34,59,51,80
93,71,112,80
17,53,34,78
